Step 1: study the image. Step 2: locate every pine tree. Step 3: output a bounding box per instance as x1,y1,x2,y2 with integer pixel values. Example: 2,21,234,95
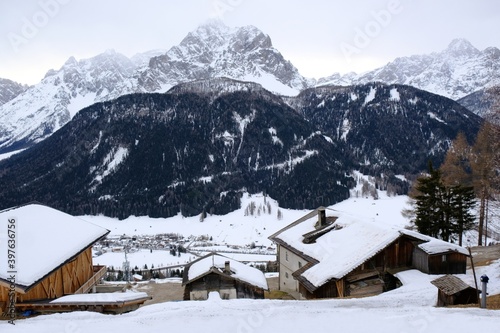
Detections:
450,185,476,246
412,160,477,243
413,162,445,238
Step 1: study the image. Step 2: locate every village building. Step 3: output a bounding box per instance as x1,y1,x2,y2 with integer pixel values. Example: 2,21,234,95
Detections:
0,203,149,314
182,253,268,300
269,207,469,300
431,275,478,306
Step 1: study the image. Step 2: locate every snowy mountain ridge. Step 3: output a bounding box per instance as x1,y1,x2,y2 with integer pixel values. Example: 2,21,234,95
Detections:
135,21,309,95
1,23,499,154
0,78,29,106
0,22,308,154
0,49,138,151
318,38,500,100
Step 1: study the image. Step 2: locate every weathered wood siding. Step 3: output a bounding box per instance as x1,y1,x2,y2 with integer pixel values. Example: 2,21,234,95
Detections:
299,280,339,299
427,252,467,274
436,288,478,307
184,272,265,300
413,248,466,274
0,247,94,304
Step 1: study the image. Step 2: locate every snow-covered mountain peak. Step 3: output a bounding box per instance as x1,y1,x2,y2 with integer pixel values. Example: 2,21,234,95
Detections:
443,38,481,58
319,38,499,100
0,50,140,153
0,22,310,153
192,19,235,37
63,56,78,67
136,22,308,96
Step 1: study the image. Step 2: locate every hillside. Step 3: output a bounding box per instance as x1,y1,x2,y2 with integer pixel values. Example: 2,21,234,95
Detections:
0,79,352,218
0,78,485,219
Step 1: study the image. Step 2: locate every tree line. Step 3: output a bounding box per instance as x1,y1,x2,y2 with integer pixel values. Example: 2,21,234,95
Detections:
406,115,500,246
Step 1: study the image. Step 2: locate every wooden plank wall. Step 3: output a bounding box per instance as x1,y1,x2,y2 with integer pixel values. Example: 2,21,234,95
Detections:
0,247,94,303
412,247,430,273
185,272,265,300
427,253,467,274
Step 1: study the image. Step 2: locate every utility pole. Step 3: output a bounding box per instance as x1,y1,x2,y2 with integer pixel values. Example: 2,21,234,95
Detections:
123,246,131,282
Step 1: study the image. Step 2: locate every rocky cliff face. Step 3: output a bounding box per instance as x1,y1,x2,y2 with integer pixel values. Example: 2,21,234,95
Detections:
0,50,138,153
136,21,309,96
0,78,28,106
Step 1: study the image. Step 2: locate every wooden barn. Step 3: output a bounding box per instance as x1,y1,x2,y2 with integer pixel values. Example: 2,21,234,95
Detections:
410,239,468,274
0,204,110,314
182,253,268,300
269,207,469,300
431,275,478,306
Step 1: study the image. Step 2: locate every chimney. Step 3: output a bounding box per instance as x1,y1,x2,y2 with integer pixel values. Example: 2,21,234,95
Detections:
315,208,326,229
224,261,231,274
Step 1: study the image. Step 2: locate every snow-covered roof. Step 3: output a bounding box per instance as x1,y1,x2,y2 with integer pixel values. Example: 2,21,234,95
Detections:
0,203,109,289
270,207,469,289
50,291,149,304
400,229,469,256
184,253,268,290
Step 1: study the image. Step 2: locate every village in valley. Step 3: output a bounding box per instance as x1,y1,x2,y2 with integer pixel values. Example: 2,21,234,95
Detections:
1,182,499,331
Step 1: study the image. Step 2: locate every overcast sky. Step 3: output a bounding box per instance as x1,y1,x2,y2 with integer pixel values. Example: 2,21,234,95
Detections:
0,0,499,85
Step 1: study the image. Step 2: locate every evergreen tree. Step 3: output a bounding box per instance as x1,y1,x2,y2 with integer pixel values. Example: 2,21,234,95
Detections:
413,162,445,238
412,161,475,243
450,185,476,246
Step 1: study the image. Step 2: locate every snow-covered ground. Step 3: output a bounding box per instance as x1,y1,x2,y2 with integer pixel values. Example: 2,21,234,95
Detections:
3,191,499,332
4,268,499,333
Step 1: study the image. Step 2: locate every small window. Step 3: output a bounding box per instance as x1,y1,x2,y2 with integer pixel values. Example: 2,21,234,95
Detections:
298,261,302,268
442,254,447,262
285,272,289,279
285,251,289,261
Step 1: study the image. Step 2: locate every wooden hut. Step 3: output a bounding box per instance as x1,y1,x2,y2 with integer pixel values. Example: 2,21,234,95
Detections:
410,243,468,274
431,275,478,306
0,204,110,314
269,207,469,300
182,253,268,300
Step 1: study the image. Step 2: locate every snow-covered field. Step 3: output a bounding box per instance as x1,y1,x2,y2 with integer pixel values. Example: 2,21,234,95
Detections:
2,191,499,332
